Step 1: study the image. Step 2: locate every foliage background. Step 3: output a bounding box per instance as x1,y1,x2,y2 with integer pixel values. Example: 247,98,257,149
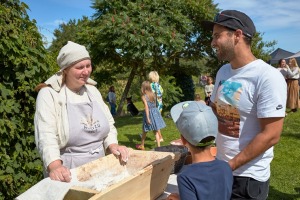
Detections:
0,0,56,198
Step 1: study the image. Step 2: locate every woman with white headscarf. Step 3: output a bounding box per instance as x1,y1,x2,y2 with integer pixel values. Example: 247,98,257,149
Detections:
34,41,129,182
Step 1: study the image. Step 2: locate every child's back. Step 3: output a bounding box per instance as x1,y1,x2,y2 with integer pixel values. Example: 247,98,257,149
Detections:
178,159,232,200
169,101,233,200
143,94,165,132
136,81,166,150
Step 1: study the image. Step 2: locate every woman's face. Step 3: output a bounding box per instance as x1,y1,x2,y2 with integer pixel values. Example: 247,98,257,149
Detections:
207,78,213,84
280,60,286,67
65,59,92,90
289,59,295,66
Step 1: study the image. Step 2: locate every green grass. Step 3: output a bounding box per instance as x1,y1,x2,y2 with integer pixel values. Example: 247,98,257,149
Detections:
268,109,300,200
114,85,300,200
115,114,180,150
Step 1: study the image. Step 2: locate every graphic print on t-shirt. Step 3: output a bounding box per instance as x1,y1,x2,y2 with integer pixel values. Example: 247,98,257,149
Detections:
214,80,242,138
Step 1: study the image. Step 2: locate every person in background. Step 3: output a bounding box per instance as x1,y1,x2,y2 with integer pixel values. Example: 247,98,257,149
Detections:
136,81,166,150
277,59,288,80
200,75,208,86
202,10,287,199
148,71,164,142
277,59,289,116
167,101,233,200
108,85,117,116
286,57,299,112
34,41,129,182
194,93,206,104
204,76,214,105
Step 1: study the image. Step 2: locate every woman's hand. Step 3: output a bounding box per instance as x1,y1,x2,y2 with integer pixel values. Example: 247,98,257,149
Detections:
167,193,180,200
48,160,71,182
109,144,130,164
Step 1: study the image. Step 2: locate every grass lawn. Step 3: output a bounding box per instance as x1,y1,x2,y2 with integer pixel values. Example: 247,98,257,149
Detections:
113,86,300,200
269,109,300,199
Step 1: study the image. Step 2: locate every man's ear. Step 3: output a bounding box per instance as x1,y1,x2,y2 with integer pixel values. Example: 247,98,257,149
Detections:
235,29,243,40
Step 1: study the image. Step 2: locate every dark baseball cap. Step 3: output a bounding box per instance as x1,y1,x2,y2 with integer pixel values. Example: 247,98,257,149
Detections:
202,10,256,38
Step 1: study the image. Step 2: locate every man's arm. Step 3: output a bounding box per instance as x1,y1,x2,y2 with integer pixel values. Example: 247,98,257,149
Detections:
228,117,284,171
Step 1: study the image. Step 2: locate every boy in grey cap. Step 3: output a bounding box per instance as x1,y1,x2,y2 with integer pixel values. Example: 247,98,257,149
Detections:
167,101,233,200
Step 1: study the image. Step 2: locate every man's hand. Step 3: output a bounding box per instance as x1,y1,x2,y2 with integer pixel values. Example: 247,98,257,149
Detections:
167,193,180,200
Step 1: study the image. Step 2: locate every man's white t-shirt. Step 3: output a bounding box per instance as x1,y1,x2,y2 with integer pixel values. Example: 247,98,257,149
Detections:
211,59,287,182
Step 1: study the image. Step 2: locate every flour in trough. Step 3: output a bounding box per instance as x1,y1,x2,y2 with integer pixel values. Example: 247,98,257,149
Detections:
71,166,131,192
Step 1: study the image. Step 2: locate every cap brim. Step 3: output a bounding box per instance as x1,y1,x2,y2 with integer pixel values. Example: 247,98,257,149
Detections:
170,101,193,123
201,20,216,31
202,20,239,33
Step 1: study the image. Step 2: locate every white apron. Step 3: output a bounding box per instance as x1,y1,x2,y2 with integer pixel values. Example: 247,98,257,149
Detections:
60,86,110,169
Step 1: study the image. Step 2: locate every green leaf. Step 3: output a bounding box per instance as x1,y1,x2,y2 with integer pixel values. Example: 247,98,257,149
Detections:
6,166,14,174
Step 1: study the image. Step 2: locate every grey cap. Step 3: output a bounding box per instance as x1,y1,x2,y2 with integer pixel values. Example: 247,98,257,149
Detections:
170,101,218,147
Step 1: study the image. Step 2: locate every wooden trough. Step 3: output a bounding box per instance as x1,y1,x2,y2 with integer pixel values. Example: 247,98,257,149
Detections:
64,149,179,200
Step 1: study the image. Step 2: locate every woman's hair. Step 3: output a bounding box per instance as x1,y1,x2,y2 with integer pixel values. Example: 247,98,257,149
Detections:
148,71,159,82
34,70,67,92
141,81,155,102
289,57,299,67
278,58,287,67
34,83,48,92
278,59,284,66
109,85,115,92
194,93,201,101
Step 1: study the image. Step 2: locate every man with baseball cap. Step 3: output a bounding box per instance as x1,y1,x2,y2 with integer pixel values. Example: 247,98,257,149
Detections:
202,10,287,199
167,101,233,200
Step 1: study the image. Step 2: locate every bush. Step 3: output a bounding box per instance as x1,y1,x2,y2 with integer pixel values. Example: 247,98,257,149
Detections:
0,1,54,199
174,73,195,102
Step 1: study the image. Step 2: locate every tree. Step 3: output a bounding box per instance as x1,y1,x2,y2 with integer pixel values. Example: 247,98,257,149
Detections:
48,16,122,90
49,17,91,54
0,0,54,198
49,0,277,114
85,0,218,114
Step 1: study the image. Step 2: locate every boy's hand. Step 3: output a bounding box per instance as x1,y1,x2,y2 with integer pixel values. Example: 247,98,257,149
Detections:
167,193,180,200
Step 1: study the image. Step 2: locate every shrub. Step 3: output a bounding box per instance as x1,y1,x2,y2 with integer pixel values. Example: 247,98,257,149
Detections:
0,1,54,198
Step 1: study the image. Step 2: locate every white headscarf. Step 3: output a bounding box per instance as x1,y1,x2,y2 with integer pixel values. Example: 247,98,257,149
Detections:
45,41,96,91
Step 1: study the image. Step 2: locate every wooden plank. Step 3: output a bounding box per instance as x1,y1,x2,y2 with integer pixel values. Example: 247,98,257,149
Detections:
64,150,178,200
89,155,174,200
64,187,98,200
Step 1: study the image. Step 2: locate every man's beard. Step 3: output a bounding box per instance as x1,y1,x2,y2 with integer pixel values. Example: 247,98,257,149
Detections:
217,39,235,62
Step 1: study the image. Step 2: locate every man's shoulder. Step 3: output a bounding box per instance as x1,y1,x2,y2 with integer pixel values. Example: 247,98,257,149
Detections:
251,59,277,71
254,60,286,79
